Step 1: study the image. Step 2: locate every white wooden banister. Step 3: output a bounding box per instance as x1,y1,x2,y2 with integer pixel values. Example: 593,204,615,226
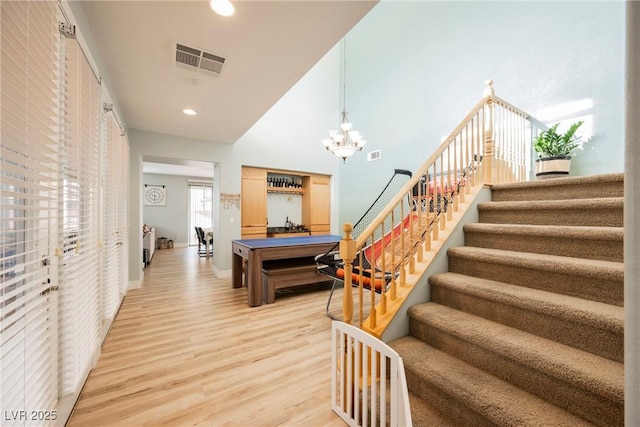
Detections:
331,321,412,427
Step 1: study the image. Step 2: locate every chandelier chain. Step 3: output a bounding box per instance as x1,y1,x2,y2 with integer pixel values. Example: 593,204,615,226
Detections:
321,36,366,162
343,38,347,111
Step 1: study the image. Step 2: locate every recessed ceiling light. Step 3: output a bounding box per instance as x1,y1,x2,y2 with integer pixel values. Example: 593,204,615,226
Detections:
210,0,234,16
183,109,197,116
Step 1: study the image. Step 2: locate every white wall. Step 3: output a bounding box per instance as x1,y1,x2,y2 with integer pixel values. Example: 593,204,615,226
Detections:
129,46,344,281
338,1,626,225
268,193,303,228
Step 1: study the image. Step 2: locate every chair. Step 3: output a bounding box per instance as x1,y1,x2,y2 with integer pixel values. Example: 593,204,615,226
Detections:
195,226,213,257
314,169,413,319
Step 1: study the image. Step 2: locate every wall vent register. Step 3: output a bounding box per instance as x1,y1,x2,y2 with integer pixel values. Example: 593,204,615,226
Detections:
367,149,381,161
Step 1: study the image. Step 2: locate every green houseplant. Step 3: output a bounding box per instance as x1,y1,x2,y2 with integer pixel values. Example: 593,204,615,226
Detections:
533,121,585,179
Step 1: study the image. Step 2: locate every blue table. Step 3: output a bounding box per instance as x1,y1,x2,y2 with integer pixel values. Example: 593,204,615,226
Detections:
232,235,341,306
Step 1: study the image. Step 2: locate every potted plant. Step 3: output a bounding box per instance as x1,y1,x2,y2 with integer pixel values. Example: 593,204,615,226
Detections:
533,121,585,179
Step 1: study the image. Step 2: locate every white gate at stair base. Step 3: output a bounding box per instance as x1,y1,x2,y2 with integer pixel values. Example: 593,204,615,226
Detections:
331,321,412,427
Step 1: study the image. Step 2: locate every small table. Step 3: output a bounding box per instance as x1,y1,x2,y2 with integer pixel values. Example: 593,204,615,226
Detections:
232,235,341,306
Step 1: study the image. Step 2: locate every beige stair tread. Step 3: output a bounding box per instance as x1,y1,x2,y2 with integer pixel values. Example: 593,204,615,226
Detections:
392,336,596,427
490,173,623,192
407,391,457,427
478,196,623,211
447,246,623,280
407,303,623,402
429,272,623,333
463,223,624,241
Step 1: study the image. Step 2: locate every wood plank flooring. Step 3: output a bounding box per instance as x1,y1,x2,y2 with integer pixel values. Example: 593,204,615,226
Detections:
67,247,345,427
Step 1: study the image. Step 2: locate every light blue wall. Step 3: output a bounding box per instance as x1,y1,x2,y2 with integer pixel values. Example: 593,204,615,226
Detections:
129,46,345,280
129,1,625,281
142,173,207,246
338,1,625,225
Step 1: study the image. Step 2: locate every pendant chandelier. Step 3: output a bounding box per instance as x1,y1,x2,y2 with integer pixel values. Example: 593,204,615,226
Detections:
322,38,366,163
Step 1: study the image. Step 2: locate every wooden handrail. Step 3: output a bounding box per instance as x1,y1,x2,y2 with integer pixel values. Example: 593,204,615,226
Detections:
339,80,534,334
354,94,491,249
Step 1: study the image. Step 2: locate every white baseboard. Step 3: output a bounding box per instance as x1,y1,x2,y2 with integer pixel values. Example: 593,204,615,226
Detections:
128,279,141,290
213,266,231,278
174,242,188,248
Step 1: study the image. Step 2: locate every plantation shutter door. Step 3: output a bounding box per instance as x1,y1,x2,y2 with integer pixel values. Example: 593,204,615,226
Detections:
58,26,102,396
0,1,60,425
101,112,121,321
116,132,129,296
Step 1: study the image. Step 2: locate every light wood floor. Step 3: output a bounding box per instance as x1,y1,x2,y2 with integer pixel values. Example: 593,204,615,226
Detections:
67,247,345,427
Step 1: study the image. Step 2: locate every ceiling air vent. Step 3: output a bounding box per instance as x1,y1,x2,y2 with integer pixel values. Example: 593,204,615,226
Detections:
367,150,381,162
175,42,225,77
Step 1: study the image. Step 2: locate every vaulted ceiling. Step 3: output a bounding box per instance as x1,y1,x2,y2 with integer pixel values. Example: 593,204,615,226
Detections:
76,0,378,145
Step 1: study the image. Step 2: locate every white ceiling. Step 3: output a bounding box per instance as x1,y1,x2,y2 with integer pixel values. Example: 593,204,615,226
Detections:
77,0,376,177
77,0,377,145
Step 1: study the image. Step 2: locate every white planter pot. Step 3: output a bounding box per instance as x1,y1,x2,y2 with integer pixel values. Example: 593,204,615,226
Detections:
535,156,572,180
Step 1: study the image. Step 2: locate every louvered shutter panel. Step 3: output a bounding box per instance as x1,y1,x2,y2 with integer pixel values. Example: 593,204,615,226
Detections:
57,26,101,396
0,1,60,425
116,132,129,296
101,113,121,320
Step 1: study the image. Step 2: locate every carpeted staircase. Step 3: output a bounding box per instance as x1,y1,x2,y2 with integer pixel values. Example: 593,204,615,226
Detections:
389,174,624,427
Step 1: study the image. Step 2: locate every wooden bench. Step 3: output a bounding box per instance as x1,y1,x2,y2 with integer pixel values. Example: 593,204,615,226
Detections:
261,257,332,304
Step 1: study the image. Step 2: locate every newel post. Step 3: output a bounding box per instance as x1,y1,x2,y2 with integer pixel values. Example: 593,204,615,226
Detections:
483,80,495,184
340,223,356,325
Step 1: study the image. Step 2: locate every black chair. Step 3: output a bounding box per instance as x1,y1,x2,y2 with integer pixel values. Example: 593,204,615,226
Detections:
195,226,213,257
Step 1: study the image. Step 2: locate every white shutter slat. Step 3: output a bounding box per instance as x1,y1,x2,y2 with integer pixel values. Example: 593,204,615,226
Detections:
0,146,57,173
58,28,102,397
3,1,130,421
101,113,127,320
2,176,57,193
1,1,58,423
0,41,28,73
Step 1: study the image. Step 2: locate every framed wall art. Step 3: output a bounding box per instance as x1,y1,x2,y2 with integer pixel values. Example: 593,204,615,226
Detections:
144,184,166,206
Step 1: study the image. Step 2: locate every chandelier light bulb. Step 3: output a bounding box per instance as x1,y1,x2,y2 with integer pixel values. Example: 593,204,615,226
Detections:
322,110,366,162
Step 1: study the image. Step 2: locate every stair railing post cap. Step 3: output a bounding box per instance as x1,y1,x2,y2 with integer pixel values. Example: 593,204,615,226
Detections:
343,223,354,238
484,79,495,97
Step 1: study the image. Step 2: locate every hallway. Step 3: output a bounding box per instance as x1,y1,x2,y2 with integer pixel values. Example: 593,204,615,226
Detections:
68,247,343,426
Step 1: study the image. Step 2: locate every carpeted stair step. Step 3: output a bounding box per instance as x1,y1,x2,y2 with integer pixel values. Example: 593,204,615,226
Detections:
463,223,624,262
429,272,623,362
447,246,623,306
490,173,624,202
477,197,623,227
406,391,457,427
407,303,624,427
390,336,598,427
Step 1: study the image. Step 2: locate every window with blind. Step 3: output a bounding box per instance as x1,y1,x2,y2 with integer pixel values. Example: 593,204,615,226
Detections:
57,26,102,396
1,1,60,424
2,2,130,424
188,181,213,246
102,112,129,322
116,131,129,299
